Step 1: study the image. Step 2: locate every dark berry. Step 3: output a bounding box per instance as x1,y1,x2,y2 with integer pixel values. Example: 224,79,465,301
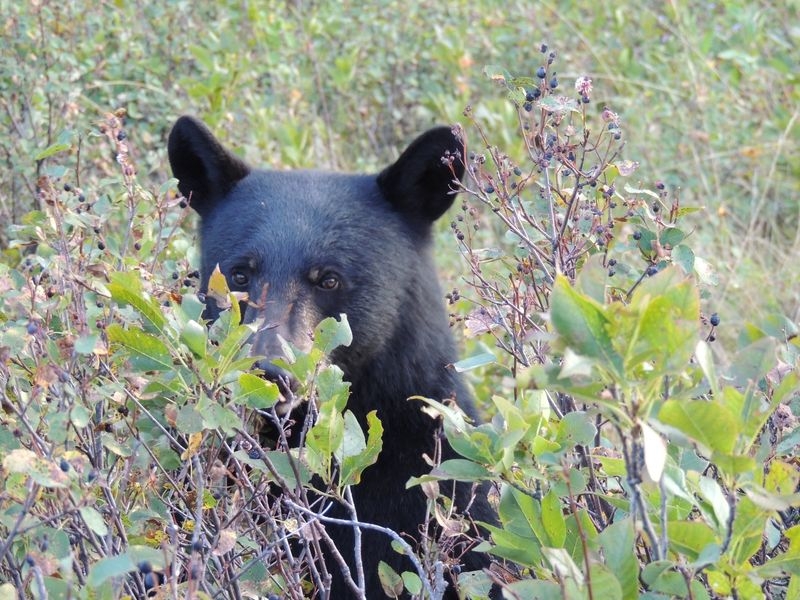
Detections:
581,95,590,104
63,183,72,192
633,231,642,240
248,448,262,460
710,313,720,327
656,181,665,190
60,458,70,472
183,279,192,287
134,242,142,251
484,185,494,194
608,269,616,277
652,203,660,213
523,101,533,112
26,322,38,335
179,199,188,209
171,272,179,280
536,66,546,79
25,555,34,567
117,131,126,141
513,167,522,176
540,43,548,54
525,90,536,102
608,258,617,266
549,76,558,89
646,265,659,277
138,560,152,574
97,242,105,251
531,87,541,99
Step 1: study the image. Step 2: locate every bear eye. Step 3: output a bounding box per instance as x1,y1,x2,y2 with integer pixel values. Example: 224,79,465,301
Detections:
317,273,340,291
230,269,250,288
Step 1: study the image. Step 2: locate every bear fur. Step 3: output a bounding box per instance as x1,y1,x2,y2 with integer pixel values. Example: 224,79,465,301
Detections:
168,116,494,599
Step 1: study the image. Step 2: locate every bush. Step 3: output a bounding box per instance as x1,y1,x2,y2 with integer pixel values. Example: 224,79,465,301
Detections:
1,15,798,600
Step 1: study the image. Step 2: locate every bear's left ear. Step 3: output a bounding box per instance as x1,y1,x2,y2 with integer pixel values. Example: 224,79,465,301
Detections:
377,126,465,223
168,116,251,217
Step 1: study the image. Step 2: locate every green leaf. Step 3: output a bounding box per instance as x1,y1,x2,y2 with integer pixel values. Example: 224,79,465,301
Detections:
79,506,109,536
180,319,207,357
107,324,173,371
34,142,71,161
599,519,639,600
550,275,623,378
378,561,404,597
401,571,422,595
314,314,352,354
453,351,496,372
542,488,566,548
658,400,738,455
667,520,717,561
86,554,136,587
107,271,166,333
340,410,383,486
235,373,280,409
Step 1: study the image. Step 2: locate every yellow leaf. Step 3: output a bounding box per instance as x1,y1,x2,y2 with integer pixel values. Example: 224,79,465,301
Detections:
181,432,203,460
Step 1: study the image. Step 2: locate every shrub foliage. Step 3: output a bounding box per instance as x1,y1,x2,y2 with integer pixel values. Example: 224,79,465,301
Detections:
1,34,799,600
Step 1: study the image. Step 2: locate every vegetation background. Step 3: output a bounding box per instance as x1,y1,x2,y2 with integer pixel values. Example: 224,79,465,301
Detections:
0,1,798,599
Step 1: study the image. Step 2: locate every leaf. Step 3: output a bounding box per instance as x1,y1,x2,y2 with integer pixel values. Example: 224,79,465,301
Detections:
658,400,738,455
2,449,69,488
314,314,352,354
79,506,109,536
235,373,280,409
642,421,667,482
181,432,203,460
180,319,207,358
667,521,717,561
550,275,623,378
86,554,136,587
340,410,383,486
34,142,71,161
378,561,404,597
207,265,232,310
453,351,496,372
542,488,566,548
106,324,173,371
598,519,639,600
107,271,166,333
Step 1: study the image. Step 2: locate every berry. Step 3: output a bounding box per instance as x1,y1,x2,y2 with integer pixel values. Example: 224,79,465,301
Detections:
179,199,188,209
138,561,152,574
60,458,70,472
523,101,533,112
97,241,105,251
134,242,141,251
484,185,495,194
525,90,536,102
248,448,262,460
63,183,72,192
633,231,642,241
540,43,548,54
26,322,37,335
536,66,546,79
581,95,590,104
656,180,665,190
608,258,617,266
652,203,660,213
710,313,720,327
608,269,616,277
513,166,522,177
549,76,558,89
117,131,127,141
645,265,659,277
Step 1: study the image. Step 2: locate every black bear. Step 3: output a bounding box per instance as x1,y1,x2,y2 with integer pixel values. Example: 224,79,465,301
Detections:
168,116,494,599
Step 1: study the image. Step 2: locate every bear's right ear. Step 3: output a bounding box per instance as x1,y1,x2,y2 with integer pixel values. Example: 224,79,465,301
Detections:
168,116,250,217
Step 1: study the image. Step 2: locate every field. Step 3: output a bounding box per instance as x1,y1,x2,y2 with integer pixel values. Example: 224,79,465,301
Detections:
1,1,798,599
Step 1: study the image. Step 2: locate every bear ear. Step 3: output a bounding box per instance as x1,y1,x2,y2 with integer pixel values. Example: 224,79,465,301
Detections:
377,126,465,223
167,116,251,217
